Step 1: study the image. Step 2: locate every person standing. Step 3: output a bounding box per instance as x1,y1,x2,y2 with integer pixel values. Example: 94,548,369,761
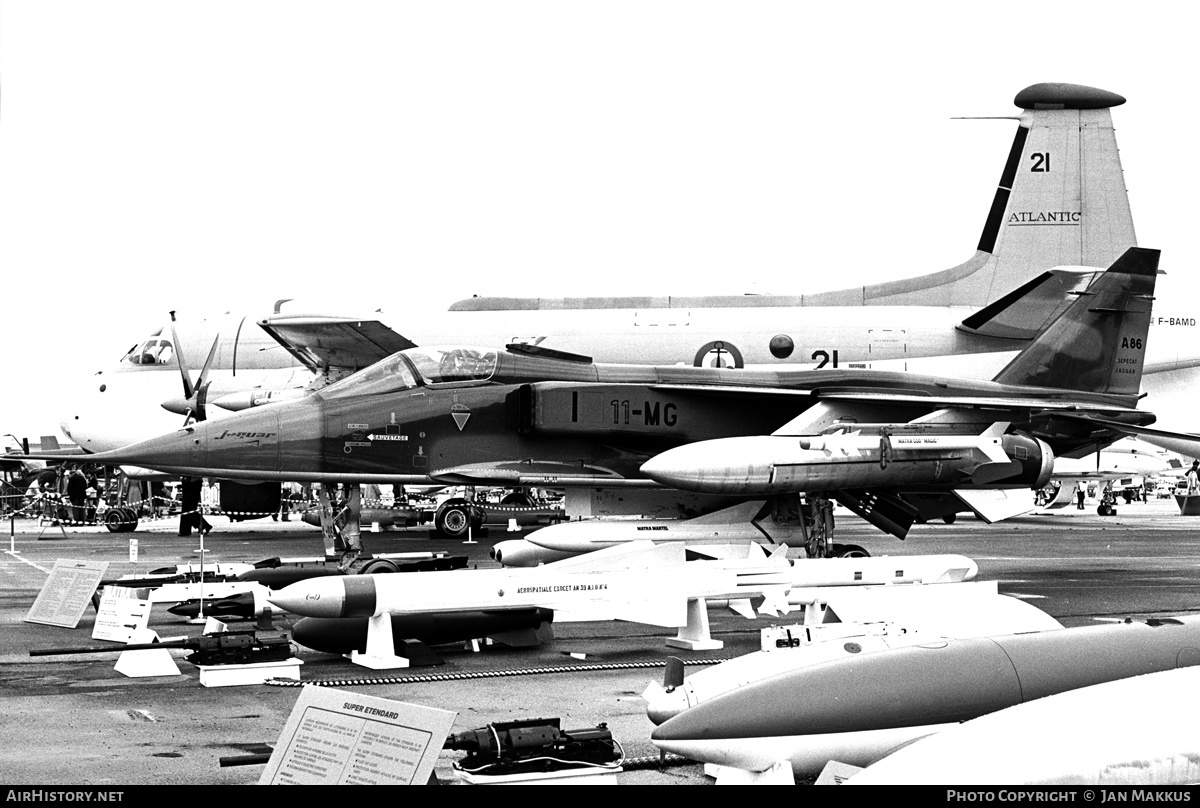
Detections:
1187,461,1200,496
66,469,87,524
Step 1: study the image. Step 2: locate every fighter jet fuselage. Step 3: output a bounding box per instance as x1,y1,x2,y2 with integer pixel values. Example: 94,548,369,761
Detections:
87,343,1149,491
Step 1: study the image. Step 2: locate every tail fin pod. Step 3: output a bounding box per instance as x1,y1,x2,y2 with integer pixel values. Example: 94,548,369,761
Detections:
805,83,1134,309
991,247,1159,396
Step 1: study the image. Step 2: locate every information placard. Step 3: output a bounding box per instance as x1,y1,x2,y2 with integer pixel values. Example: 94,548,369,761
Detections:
24,559,109,628
259,686,456,785
91,589,153,642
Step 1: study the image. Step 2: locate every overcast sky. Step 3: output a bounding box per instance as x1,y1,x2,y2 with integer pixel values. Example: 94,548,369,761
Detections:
1,1,1197,441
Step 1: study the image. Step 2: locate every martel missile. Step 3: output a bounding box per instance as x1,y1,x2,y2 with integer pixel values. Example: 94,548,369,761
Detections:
846,666,1200,785
643,581,1061,725
490,539,578,567
640,432,1053,496
650,616,1200,780
268,541,793,628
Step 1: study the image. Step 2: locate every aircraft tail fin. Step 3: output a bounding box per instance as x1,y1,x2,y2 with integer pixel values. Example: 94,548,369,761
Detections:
990,247,1159,396
804,83,1134,309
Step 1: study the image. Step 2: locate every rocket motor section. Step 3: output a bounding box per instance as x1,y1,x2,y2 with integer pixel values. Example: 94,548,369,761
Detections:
994,433,1054,489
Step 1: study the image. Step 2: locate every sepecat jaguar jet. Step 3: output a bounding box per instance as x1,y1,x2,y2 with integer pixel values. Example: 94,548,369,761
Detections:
56,247,1162,559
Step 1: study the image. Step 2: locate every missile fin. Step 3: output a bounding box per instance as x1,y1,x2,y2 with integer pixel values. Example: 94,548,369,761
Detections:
759,593,793,618
727,598,756,619
953,488,1038,523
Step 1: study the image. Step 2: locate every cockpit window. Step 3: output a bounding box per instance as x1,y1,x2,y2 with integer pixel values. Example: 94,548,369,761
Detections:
317,346,498,400
124,339,175,366
319,353,420,398
404,347,498,385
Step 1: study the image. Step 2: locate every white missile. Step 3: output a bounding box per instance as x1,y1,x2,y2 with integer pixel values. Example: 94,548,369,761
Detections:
268,541,795,630
644,581,1061,725
640,431,1053,496
521,510,804,560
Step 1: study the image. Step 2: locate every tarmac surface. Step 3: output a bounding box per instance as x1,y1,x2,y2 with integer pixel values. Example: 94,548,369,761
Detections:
2,494,1199,788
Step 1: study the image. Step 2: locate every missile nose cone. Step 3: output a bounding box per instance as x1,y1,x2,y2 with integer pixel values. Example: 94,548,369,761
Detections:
268,577,350,618
640,445,705,489
523,523,589,553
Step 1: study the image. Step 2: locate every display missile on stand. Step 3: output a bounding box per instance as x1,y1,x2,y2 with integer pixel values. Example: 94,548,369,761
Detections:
267,541,795,666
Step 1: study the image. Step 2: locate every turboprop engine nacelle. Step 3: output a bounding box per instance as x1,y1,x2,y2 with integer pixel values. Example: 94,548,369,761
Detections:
641,432,1054,496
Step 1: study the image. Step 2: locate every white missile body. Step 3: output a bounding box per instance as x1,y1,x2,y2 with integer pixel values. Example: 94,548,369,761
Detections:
520,516,800,558
641,432,1054,496
644,580,1061,725
268,541,795,629
846,666,1200,785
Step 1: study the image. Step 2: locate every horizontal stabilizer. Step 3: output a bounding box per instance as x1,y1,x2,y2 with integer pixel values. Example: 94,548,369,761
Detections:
953,488,1037,523
1056,417,1200,460
957,269,1097,340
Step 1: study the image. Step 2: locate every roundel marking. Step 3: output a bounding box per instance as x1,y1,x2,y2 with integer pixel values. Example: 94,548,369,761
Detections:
693,340,744,368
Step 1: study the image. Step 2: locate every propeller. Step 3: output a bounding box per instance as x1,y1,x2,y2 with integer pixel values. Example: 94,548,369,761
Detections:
161,311,221,423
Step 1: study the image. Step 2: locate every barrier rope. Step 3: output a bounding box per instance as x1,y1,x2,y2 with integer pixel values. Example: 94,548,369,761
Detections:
0,493,564,528
264,656,732,688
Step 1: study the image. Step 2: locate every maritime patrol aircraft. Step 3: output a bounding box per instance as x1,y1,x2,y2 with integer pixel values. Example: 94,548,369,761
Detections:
62,81,1180,469
57,247,1164,559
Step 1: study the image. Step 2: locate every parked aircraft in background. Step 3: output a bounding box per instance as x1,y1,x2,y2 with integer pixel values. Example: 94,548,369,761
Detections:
61,81,1171,467
51,248,1164,560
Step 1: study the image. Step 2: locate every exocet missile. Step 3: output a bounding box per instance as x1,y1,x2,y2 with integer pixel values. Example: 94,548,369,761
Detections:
640,432,1053,496
650,616,1200,781
268,541,794,629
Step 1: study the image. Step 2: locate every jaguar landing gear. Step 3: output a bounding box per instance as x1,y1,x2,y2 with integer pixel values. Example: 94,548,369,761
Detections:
317,483,363,571
774,494,870,559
